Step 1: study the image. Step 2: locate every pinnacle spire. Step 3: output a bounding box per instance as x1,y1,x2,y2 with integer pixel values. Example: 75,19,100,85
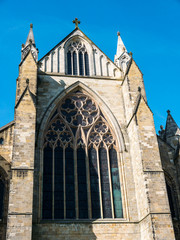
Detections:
165,110,180,139
25,23,35,47
21,23,38,63
115,31,126,59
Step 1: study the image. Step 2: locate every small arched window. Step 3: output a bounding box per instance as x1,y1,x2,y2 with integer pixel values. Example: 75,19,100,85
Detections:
42,91,123,220
66,40,90,76
0,138,4,145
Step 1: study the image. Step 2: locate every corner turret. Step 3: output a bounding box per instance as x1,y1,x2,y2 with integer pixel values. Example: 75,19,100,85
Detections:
114,31,131,74
21,24,38,63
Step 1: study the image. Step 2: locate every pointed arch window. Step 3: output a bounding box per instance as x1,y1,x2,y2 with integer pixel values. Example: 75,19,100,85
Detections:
42,91,123,220
66,41,90,76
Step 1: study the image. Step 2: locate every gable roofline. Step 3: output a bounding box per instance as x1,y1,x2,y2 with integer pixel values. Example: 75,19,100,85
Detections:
19,46,37,67
127,91,153,128
38,28,122,72
0,121,15,133
15,85,36,109
125,58,143,78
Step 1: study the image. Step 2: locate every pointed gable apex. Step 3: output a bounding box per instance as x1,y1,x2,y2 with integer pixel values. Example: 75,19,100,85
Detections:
38,28,123,78
165,110,180,138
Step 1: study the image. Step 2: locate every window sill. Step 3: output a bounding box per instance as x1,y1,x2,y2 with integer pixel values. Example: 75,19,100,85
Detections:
39,218,127,224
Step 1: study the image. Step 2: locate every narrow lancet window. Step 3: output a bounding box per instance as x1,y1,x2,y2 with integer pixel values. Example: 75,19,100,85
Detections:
79,52,84,76
77,146,88,218
110,147,123,218
85,53,90,76
66,41,90,76
73,51,78,75
67,51,72,74
43,144,53,219
89,147,101,218
66,146,76,219
54,142,64,219
99,147,112,218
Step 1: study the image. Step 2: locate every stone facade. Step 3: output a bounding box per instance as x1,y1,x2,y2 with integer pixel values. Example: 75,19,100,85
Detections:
0,22,178,239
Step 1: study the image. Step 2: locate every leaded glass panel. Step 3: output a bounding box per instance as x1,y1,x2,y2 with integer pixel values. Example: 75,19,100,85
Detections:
42,90,123,220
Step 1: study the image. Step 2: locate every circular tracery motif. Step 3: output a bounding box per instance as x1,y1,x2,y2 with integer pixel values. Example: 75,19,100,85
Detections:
60,93,99,127
68,41,86,53
45,118,73,146
89,118,115,147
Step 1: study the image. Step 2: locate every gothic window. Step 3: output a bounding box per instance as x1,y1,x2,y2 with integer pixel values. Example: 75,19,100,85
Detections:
0,138,4,145
0,177,4,219
42,91,123,220
66,41,90,76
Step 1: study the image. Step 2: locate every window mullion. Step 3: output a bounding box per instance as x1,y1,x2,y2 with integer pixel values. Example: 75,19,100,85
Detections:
74,148,78,219
86,147,92,219
52,146,55,220
63,146,66,219
107,146,115,219
97,146,103,218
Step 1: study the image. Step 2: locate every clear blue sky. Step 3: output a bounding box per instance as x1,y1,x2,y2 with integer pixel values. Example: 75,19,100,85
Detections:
0,0,180,132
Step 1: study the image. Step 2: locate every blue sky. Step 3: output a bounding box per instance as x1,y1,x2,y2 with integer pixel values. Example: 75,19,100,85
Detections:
0,0,180,132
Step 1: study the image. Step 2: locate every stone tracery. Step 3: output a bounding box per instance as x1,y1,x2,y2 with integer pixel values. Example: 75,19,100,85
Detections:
42,90,123,220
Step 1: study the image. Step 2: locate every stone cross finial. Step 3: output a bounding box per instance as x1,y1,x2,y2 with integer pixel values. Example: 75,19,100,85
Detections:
73,18,80,29
117,31,120,36
30,23,33,28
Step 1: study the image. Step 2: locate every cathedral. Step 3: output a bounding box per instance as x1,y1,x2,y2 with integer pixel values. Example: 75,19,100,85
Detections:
0,19,179,239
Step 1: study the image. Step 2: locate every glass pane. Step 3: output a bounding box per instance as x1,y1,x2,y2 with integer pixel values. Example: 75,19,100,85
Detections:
79,52,84,76
66,147,75,219
77,146,88,218
109,147,123,218
89,147,101,219
54,145,64,219
67,51,72,74
99,147,112,218
43,145,53,219
85,53,90,76
0,179,4,219
73,51,78,75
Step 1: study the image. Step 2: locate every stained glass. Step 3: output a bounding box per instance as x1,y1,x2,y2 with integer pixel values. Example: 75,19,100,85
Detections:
110,147,123,218
43,145,53,219
79,52,84,76
42,91,123,220
99,147,112,218
85,53,89,76
67,51,72,74
77,147,88,218
73,51,78,75
66,147,75,219
89,147,101,218
54,144,64,219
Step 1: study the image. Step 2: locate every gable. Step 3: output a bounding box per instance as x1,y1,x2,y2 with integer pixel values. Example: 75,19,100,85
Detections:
38,29,123,78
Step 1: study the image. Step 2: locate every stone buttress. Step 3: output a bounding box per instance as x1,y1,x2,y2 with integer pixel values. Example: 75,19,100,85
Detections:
6,25,38,240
